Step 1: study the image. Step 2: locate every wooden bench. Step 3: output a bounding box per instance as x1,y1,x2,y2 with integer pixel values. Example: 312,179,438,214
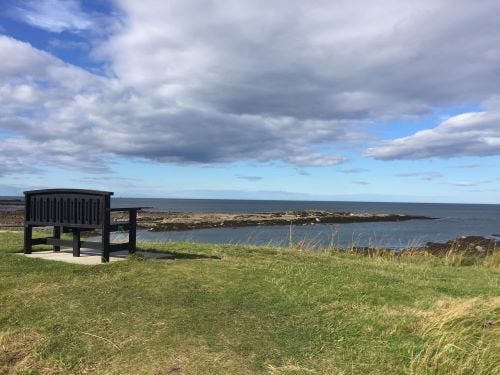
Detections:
23,189,142,263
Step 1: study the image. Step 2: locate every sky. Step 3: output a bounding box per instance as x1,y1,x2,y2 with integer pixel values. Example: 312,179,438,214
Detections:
1,0,500,203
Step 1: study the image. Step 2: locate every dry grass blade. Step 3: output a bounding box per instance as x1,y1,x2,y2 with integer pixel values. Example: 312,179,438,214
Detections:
410,297,500,375
81,331,121,351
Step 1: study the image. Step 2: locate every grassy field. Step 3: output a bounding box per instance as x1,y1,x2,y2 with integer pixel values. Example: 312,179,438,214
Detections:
0,231,499,374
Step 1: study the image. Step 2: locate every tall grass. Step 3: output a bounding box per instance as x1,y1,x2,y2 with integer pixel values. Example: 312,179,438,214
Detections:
409,297,500,375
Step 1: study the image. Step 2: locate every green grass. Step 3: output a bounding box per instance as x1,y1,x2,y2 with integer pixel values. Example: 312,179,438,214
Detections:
0,231,498,374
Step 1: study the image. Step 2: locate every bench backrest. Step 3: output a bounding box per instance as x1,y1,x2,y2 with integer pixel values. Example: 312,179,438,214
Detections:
24,189,113,228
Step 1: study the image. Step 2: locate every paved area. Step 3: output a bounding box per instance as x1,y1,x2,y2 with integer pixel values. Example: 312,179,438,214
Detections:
22,248,173,265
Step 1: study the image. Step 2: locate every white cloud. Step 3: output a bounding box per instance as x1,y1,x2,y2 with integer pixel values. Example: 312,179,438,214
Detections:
340,168,369,174
286,154,347,167
2,0,500,176
454,164,481,169
0,35,354,174
48,38,89,51
0,83,39,114
451,181,477,187
0,137,110,176
103,0,500,120
366,111,500,160
394,171,443,181
237,175,263,182
10,0,93,33
352,180,370,185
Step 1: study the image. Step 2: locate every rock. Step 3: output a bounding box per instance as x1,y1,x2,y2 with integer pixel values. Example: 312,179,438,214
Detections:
423,236,497,257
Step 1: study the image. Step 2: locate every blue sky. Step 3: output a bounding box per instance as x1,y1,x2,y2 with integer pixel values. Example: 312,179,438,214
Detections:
1,0,500,203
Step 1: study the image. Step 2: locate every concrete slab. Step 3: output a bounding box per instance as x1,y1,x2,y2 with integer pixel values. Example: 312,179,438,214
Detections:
22,248,174,265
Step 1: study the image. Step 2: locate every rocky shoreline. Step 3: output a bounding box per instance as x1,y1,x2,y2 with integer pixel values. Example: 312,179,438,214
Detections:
119,210,434,231
0,199,23,205
0,199,24,213
0,199,435,231
350,236,498,257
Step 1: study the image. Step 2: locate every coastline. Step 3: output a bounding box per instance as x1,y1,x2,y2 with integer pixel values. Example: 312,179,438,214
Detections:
0,203,497,256
0,203,433,231
1,200,497,255
116,210,434,231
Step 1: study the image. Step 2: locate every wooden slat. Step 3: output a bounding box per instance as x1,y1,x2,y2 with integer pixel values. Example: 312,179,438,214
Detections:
30,238,48,245
46,238,73,247
109,243,130,251
80,241,104,250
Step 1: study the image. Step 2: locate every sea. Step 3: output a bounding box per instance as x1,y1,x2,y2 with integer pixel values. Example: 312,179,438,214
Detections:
105,198,500,249
4,196,499,249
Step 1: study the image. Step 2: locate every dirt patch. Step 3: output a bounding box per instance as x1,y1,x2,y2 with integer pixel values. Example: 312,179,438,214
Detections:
0,329,61,374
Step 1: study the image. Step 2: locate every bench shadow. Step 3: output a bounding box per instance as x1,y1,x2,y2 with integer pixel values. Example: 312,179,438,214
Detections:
137,248,221,260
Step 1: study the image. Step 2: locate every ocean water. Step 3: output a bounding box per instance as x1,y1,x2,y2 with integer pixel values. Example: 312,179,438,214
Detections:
109,198,500,249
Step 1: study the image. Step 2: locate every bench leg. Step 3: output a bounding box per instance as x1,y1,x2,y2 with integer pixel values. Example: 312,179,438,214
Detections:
72,229,81,257
24,225,33,254
129,209,137,254
53,226,61,252
102,227,110,263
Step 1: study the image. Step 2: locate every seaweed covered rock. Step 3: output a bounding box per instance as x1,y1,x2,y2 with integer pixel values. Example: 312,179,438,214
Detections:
423,236,498,257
